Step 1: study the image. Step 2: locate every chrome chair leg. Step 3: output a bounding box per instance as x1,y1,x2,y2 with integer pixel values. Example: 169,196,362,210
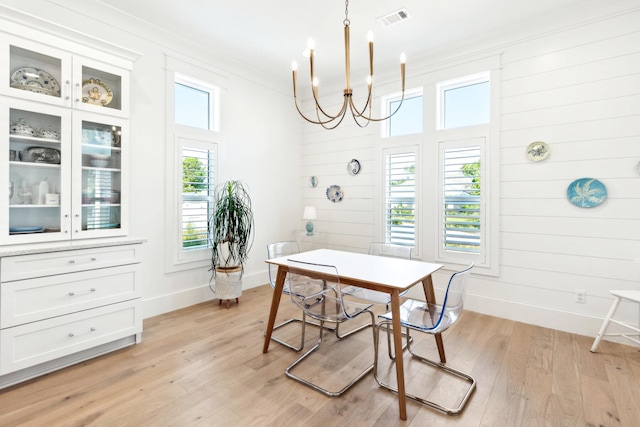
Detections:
285,311,376,397
373,321,476,415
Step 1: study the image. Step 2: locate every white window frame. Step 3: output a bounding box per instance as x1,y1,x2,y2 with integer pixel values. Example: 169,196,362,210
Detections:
436,71,490,130
380,144,421,257
380,87,424,138
438,137,485,263
165,65,222,272
174,73,220,132
428,67,499,276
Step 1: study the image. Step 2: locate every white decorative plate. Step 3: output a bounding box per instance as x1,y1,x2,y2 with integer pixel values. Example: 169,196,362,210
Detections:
10,67,61,97
347,159,361,175
526,141,550,162
326,185,344,203
82,78,113,106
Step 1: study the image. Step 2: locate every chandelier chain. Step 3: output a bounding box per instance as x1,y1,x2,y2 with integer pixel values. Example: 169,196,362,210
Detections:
344,0,350,26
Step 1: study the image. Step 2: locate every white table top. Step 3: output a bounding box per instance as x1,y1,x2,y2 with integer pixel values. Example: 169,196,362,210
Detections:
266,248,442,292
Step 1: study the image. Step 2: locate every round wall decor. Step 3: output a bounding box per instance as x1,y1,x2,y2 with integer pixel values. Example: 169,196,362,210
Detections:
526,141,550,162
567,178,607,208
326,185,344,203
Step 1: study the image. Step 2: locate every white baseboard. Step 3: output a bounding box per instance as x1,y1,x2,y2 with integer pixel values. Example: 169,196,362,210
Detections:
143,270,267,318
405,287,635,346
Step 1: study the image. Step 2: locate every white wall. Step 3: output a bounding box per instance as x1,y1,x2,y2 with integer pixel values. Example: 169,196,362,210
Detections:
0,0,302,317
298,0,640,338
2,0,639,340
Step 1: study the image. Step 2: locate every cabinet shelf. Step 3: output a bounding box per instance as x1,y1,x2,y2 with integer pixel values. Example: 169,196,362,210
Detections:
9,204,59,208
10,161,61,169
9,134,61,144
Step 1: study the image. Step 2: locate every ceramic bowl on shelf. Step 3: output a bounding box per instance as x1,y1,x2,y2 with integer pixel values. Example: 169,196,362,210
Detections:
10,118,37,137
89,154,110,168
38,125,60,140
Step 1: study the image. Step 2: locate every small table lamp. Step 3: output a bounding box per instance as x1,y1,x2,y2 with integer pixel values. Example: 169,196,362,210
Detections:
303,206,317,236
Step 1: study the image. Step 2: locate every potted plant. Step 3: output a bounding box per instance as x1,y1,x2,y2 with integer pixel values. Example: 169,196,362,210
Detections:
209,180,254,307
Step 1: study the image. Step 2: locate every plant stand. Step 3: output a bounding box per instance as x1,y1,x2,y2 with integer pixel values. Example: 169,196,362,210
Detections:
214,266,243,308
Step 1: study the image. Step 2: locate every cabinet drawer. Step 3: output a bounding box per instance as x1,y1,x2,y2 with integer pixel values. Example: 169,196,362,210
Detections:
1,264,140,328
0,244,142,282
0,299,141,375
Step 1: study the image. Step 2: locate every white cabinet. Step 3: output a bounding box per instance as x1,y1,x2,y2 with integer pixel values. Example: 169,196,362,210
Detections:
0,239,143,387
0,31,131,245
0,34,130,117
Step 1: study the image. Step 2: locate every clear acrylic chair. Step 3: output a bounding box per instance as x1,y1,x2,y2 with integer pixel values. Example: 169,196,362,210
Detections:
266,241,307,351
337,242,412,340
285,260,376,397
590,290,640,352
374,263,476,415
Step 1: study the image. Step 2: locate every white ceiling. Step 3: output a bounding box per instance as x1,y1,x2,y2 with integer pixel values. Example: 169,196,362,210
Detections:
96,0,590,83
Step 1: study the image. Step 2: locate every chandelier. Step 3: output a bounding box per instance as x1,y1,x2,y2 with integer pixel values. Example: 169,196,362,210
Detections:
291,0,406,129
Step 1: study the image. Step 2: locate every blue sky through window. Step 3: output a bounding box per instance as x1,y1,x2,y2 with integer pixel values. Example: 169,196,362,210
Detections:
175,83,210,129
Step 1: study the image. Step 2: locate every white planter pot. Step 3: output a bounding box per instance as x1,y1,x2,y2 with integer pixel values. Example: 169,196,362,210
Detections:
213,266,243,308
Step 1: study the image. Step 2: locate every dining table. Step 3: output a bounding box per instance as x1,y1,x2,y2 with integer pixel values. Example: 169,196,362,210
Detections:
263,248,444,420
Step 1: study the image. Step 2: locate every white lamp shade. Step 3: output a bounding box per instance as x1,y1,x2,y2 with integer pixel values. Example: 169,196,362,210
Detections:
303,206,317,220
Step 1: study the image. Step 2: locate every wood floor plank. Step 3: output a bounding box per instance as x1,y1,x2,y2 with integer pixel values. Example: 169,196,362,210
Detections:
1,284,640,426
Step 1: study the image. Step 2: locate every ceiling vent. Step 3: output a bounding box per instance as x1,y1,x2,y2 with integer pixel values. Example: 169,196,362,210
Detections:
377,9,410,27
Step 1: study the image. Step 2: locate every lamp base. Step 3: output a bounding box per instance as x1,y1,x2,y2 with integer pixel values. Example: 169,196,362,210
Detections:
305,221,314,236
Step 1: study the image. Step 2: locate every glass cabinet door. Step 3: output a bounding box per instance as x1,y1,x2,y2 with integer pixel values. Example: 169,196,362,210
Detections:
72,113,127,238
0,35,71,107
2,100,71,243
73,57,130,118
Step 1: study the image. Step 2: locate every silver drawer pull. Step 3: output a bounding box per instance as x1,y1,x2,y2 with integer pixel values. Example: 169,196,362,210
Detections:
68,288,96,296
68,327,96,338
68,257,98,264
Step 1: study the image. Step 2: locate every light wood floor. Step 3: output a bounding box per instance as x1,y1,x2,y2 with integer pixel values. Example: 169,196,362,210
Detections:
1,285,639,426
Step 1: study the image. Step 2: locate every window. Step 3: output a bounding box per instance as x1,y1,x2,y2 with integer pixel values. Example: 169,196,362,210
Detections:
438,72,490,130
382,89,423,137
383,149,417,247
441,144,481,254
174,73,220,131
181,146,215,250
432,69,497,274
166,68,221,269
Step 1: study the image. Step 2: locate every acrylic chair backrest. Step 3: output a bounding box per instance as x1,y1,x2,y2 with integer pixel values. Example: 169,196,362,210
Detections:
287,260,350,321
266,241,300,289
431,263,474,333
368,242,412,260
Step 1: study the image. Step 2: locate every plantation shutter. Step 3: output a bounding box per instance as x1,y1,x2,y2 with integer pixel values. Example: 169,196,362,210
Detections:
384,151,416,247
182,147,215,250
442,145,481,253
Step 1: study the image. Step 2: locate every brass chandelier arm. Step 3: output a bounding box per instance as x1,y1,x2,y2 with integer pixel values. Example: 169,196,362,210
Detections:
293,94,349,129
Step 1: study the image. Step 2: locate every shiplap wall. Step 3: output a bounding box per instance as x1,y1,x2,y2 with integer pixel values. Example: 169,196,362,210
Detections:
299,5,640,338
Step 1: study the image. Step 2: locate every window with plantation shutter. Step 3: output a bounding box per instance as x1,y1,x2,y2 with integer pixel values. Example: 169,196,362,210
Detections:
384,149,417,247
166,65,221,270
181,146,215,250
439,140,483,257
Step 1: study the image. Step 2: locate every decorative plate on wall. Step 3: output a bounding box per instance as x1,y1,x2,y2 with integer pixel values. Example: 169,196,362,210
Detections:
347,159,361,175
326,185,344,203
526,141,550,161
567,178,607,208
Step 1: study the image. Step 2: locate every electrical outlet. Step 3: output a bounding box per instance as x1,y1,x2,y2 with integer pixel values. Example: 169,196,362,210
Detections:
575,289,586,303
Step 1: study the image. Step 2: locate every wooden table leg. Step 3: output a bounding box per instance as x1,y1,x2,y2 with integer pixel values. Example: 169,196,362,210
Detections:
390,290,407,420
422,275,446,363
263,266,287,353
